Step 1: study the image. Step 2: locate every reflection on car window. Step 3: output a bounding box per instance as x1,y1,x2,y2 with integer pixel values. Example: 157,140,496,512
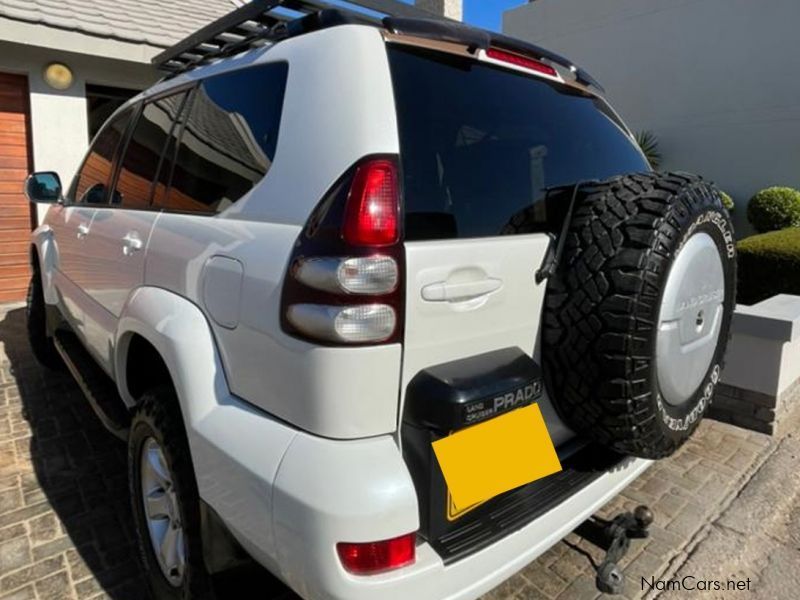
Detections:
115,92,187,209
156,63,288,214
74,107,134,204
388,47,649,240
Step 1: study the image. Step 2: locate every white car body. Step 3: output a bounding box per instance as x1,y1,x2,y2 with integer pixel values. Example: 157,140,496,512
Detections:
31,23,650,600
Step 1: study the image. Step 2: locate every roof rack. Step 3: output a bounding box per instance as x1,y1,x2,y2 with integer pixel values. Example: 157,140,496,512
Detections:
153,0,446,74
153,0,605,93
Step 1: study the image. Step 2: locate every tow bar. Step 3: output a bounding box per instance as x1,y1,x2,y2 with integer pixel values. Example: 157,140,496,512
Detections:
595,505,654,594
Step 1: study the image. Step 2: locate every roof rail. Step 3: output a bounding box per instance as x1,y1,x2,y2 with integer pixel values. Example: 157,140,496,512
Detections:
152,0,446,74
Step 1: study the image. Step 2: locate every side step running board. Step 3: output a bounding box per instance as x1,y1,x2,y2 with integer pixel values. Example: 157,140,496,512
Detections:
53,330,130,441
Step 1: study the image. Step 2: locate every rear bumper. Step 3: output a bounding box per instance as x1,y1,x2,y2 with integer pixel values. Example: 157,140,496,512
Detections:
188,386,649,600
238,424,649,600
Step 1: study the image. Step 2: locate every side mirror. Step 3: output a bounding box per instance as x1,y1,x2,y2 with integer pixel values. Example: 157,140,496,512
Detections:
24,172,63,204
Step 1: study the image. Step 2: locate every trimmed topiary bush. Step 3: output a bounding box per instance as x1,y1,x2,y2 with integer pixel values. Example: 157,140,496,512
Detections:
719,191,734,212
746,186,800,233
737,228,800,305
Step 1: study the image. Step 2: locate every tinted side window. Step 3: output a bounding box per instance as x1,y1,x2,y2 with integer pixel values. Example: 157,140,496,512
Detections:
73,108,134,204
114,91,188,209
157,63,288,214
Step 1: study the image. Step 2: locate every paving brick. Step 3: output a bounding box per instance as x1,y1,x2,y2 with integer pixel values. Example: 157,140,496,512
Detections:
515,584,553,600
28,512,59,545
548,549,588,582
0,502,52,530
481,575,528,600
0,524,25,545
520,563,570,597
624,550,666,586
0,555,64,594
664,502,707,537
0,537,31,574
31,537,71,561
66,546,99,584
650,492,687,520
555,575,599,600
75,575,104,598
34,571,71,600
0,585,36,600
0,489,21,515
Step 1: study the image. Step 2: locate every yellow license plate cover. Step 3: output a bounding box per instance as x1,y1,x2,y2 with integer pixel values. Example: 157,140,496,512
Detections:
432,403,562,511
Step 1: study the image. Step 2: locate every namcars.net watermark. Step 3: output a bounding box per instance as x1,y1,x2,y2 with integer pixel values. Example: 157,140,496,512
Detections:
643,576,752,593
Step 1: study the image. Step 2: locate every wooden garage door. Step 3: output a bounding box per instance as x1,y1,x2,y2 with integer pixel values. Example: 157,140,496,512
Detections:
0,72,34,303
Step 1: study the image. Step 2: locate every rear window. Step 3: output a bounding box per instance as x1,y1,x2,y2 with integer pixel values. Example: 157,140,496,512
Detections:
387,46,649,240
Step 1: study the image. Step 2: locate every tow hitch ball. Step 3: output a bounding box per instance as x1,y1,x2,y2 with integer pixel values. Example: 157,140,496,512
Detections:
595,505,654,595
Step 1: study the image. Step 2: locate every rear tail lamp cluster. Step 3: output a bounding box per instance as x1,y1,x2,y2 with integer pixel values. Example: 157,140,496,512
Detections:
337,533,416,575
281,157,404,346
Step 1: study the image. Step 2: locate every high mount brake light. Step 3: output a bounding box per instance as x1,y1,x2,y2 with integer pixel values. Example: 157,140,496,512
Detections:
280,157,404,346
337,533,416,575
486,47,558,78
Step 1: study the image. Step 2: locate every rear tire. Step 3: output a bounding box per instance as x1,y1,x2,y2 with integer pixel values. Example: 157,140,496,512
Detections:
25,270,62,370
129,386,214,600
542,172,736,459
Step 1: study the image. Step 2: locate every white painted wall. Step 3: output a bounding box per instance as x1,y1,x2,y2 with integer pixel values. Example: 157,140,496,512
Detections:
415,0,463,20
504,0,800,237
0,40,157,223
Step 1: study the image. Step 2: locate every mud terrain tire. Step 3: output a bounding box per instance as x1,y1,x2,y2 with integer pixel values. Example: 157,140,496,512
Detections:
542,172,736,459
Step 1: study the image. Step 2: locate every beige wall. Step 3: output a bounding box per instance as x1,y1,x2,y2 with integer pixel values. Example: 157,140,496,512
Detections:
504,0,800,237
0,39,158,223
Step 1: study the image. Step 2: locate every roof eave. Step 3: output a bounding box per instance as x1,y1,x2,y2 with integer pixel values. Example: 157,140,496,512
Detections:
0,17,166,64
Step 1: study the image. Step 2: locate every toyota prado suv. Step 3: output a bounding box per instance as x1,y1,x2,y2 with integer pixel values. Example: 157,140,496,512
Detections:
23,1,736,599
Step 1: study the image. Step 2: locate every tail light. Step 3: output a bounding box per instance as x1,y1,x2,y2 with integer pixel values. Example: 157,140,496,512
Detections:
337,533,416,575
280,156,404,346
344,159,399,246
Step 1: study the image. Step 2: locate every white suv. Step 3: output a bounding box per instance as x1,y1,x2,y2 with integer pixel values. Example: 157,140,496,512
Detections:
23,2,736,599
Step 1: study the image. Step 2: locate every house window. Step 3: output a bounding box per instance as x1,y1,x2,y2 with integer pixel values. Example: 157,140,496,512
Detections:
86,84,138,140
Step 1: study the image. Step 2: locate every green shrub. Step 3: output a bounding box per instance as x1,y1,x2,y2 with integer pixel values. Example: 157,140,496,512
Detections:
746,187,800,233
737,228,800,305
719,191,734,211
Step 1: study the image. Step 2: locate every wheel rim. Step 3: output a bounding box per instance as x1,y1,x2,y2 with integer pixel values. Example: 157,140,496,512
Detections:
140,437,186,586
656,232,725,406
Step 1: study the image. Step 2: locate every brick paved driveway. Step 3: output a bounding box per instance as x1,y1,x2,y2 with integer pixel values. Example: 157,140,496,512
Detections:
0,302,780,599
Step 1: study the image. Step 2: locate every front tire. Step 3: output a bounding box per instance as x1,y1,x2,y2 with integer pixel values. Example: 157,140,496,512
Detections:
129,387,213,600
25,270,62,370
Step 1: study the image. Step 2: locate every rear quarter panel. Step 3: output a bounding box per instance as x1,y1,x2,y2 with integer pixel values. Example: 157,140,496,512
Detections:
145,25,404,439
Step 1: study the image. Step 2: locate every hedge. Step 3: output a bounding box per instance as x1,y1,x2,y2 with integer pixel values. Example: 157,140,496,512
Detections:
747,187,800,233
737,228,800,305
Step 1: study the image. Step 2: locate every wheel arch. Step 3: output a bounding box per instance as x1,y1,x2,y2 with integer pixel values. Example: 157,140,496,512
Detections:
114,286,230,414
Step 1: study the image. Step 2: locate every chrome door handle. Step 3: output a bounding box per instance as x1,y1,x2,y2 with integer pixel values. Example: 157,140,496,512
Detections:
122,232,143,256
421,278,502,302
77,223,89,239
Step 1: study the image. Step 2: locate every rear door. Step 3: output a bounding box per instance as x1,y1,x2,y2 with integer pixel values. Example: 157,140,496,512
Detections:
388,44,651,447
80,90,189,370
